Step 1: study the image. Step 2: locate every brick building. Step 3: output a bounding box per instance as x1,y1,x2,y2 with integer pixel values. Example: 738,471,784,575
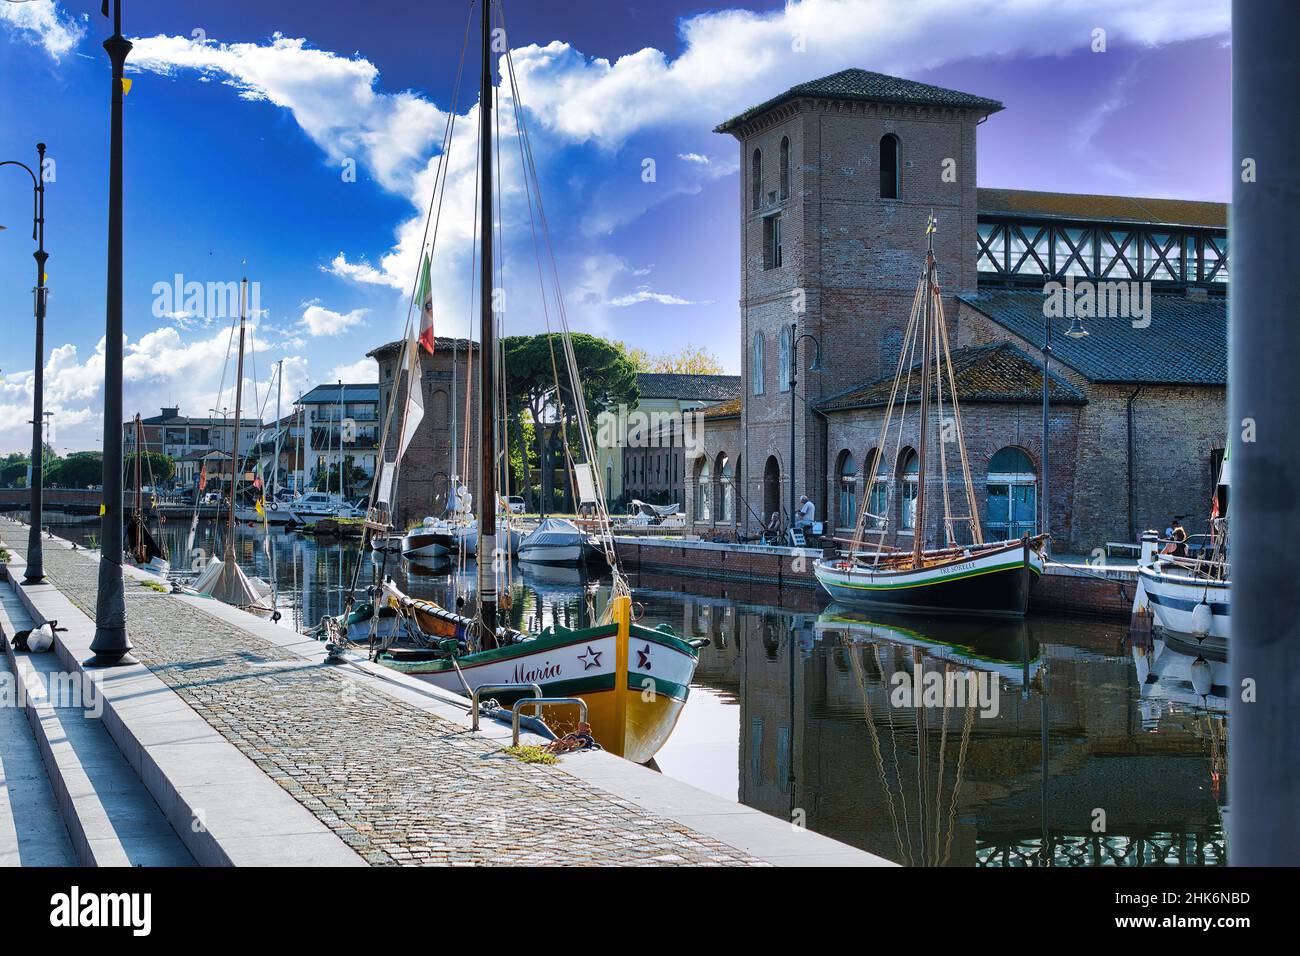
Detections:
368,337,480,529
690,68,1227,553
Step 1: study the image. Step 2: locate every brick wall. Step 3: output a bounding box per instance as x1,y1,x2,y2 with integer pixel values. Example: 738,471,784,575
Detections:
373,341,481,530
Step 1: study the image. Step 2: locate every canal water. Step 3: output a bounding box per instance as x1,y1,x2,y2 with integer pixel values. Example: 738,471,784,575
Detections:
59,518,1228,867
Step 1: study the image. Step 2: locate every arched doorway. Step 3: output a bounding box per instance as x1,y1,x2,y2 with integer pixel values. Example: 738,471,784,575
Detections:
763,455,781,522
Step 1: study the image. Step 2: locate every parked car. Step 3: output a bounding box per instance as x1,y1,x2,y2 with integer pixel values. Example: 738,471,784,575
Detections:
502,495,526,514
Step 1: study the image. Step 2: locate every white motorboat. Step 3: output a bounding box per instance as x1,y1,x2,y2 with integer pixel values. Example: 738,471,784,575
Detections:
288,491,364,523
401,515,523,560
517,517,602,566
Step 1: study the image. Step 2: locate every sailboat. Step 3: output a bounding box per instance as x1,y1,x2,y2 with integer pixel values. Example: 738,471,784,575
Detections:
814,220,1045,617
124,413,170,577
186,277,276,618
1136,450,1230,643
348,0,700,764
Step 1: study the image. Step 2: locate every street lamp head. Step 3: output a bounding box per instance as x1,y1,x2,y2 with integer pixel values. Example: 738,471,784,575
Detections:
1065,316,1089,339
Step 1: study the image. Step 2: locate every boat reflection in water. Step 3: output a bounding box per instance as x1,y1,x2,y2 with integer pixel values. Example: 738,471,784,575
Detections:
647,585,1228,867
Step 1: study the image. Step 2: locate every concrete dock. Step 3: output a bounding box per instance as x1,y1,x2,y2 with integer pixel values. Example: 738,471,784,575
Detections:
0,518,887,867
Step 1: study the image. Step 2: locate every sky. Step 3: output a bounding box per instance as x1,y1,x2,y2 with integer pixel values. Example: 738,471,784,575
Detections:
0,0,1231,454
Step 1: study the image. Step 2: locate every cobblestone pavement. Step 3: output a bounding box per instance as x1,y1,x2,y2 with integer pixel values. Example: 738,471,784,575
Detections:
2,531,759,866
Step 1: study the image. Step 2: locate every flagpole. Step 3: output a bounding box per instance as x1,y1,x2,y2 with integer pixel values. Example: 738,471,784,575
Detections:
88,0,137,667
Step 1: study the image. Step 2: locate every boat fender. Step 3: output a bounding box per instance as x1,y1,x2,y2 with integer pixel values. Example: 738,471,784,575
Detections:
12,621,55,653
1190,657,1213,697
687,638,712,650
1190,601,1213,638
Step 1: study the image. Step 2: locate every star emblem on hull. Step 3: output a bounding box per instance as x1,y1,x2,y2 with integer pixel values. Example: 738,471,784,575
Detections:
578,645,603,670
636,644,652,670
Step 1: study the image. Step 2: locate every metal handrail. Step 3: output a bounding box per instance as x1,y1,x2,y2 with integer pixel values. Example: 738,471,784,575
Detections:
470,682,542,730
511,697,588,746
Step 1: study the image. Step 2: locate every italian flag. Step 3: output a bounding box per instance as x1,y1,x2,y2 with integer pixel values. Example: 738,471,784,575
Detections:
416,252,436,354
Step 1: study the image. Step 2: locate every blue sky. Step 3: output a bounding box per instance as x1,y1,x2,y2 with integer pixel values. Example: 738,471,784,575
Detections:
0,0,1230,453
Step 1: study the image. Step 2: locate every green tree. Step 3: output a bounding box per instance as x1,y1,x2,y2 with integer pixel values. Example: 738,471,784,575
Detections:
1,452,30,488
504,333,638,513
47,451,103,488
619,341,726,375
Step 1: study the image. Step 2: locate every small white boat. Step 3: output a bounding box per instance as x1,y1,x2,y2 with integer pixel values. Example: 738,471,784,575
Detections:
370,532,405,553
288,491,364,523
402,516,523,560
518,517,602,566
235,504,295,525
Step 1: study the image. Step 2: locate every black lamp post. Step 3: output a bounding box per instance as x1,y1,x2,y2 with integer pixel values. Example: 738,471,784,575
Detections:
1040,312,1086,554
788,324,824,531
88,0,137,667
1,144,49,583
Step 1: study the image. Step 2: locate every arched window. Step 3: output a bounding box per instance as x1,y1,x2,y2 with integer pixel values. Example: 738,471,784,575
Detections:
718,453,734,523
900,448,919,530
751,148,763,211
763,455,781,522
986,446,1038,540
837,451,858,528
779,136,790,201
752,332,765,395
696,458,712,522
866,448,889,529
778,325,792,392
880,134,900,199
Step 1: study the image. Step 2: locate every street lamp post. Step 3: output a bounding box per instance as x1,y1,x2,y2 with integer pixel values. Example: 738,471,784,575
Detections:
1,144,49,583
788,324,824,533
88,0,137,667
1040,312,1086,554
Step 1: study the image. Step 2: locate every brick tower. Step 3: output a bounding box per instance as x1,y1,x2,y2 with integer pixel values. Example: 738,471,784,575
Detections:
714,68,1002,531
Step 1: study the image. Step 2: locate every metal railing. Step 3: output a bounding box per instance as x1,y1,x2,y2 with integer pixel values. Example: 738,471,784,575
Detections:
469,682,541,730
511,697,588,746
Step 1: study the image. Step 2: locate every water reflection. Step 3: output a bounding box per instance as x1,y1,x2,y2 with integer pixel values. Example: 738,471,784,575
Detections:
52,520,1228,866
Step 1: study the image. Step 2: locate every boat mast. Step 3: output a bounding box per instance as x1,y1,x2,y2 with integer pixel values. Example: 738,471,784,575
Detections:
133,414,143,561
477,0,498,644
913,223,936,569
271,359,283,500
227,278,247,563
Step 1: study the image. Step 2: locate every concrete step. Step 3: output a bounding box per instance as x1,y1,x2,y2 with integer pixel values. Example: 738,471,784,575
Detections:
0,581,195,867
0,645,78,866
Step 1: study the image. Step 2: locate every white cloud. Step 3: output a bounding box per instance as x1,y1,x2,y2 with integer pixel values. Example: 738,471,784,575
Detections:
606,286,703,308
0,0,85,61
0,325,314,454
327,357,378,384
299,304,368,336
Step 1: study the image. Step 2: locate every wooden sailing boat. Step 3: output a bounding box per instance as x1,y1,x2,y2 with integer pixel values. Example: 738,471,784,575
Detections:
124,413,169,576
188,277,276,618
351,0,700,763
814,220,1045,617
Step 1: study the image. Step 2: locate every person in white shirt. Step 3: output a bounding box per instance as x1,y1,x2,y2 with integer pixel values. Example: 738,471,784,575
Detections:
796,495,815,533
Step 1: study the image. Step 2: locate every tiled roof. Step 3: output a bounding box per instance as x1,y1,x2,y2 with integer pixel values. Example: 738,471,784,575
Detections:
367,337,480,360
977,188,1227,229
716,68,1003,134
298,383,380,405
818,342,1086,413
636,373,742,401
701,397,741,420
959,289,1226,386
